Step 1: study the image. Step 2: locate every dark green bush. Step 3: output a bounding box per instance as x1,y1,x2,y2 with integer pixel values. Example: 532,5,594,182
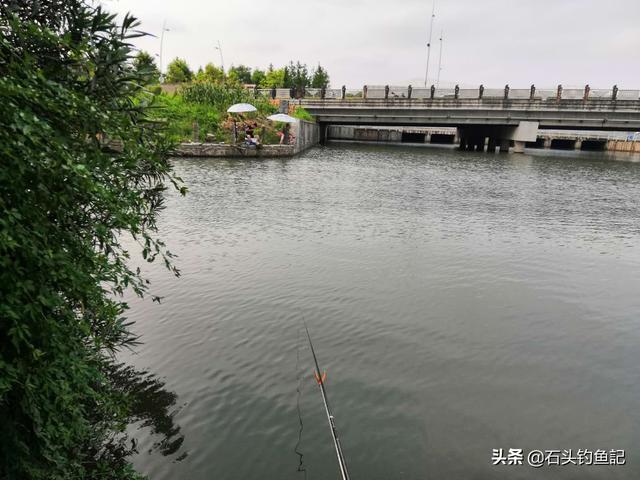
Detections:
181,81,276,114
0,1,183,478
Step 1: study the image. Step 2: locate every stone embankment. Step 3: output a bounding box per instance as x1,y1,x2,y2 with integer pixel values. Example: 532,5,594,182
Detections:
175,120,319,158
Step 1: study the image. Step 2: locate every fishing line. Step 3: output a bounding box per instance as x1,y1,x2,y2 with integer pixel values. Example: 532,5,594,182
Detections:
294,326,308,480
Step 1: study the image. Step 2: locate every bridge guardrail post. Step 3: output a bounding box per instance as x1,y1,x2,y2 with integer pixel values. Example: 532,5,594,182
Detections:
504,84,510,100
271,87,276,99
612,85,618,101
408,85,412,99
341,85,346,100
363,85,368,99
384,85,389,99
530,84,536,100
557,84,563,101
320,87,326,99
253,85,258,98
430,85,435,99
454,84,459,99
584,84,590,101
479,84,484,99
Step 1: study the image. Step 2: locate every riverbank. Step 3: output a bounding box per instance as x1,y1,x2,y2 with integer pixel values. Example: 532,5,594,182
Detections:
175,119,319,157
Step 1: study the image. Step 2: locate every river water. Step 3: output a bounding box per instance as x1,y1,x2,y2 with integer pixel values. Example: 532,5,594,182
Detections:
124,144,640,479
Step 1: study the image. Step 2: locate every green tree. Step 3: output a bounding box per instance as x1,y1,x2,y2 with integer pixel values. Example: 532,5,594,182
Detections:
285,61,310,90
196,62,224,83
261,67,286,88
311,63,330,88
0,1,184,478
165,57,193,83
228,64,252,84
133,50,160,84
250,68,266,86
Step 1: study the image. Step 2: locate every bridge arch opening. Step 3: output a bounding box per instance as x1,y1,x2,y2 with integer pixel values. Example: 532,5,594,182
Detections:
401,132,426,143
525,138,546,149
550,139,577,150
430,133,456,144
580,140,606,151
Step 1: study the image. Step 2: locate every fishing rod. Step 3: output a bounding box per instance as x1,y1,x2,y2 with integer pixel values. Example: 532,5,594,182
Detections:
304,323,351,480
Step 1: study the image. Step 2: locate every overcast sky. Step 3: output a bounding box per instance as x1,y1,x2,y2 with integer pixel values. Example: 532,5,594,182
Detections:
104,0,639,89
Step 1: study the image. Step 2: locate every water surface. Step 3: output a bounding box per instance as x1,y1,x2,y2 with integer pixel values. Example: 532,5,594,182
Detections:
124,145,640,479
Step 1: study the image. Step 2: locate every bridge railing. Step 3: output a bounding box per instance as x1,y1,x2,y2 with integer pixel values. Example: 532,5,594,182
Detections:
483,88,504,98
589,89,613,99
617,90,640,100
434,88,456,98
254,85,639,101
411,87,431,99
304,88,323,99
345,88,363,98
458,89,478,99
562,89,584,100
534,89,556,100
508,89,531,99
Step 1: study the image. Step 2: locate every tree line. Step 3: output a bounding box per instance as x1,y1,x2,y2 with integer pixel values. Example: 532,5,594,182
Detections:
134,52,330,89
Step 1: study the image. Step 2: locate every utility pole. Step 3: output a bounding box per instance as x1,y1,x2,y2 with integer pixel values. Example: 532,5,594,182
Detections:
424,0,436,87
159,20,170,77
215,40,225,74
436,30,443,88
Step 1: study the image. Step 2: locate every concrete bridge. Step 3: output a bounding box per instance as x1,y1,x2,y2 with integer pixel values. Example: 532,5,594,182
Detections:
256,84,640,152
327,126,640,153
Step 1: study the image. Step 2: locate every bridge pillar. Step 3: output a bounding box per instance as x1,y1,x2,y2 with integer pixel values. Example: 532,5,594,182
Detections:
499,139,510,153
543,138,552,149
487,138,497,153
513,141,525,153
574,140,582,150
318,123,328,145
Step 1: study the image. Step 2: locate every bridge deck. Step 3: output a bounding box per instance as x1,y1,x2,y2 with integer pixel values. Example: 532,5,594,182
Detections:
297,98,640,131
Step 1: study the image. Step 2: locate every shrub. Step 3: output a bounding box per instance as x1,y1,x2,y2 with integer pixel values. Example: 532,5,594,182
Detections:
0,2,183,478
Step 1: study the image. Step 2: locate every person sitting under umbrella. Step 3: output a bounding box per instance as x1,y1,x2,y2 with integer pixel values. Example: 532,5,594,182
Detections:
244,122,260,147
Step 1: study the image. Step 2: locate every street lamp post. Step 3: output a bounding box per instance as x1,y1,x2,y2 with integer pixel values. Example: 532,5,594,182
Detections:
159,20,170,78
424,0,436,87
215,40,225,75
436,30,443,88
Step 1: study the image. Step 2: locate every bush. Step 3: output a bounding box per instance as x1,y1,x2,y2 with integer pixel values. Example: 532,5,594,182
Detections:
0,2,183,478
181,82,275,114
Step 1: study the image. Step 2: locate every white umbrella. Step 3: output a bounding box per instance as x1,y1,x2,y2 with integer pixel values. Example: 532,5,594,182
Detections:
227,103,257,113
267,113,298,123
227,104,257,143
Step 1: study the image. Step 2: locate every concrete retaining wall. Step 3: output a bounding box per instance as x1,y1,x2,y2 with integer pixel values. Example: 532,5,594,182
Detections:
175,120,319,158
607,140,640,153
327,125,456,143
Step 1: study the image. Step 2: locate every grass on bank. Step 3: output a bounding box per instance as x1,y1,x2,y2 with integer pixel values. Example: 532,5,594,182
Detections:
149,82,314,144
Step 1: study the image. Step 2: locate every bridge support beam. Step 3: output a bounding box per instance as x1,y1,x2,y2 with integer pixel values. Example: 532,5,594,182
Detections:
513,141,525,153
319,122,329,145
457,121,538,154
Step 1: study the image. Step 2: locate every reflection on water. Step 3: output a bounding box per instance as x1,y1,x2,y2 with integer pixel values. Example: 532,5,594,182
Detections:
123,144,640,479
107,363,187,462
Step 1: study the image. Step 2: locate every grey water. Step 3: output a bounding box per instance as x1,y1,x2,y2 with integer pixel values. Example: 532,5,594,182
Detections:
123,144,640,479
